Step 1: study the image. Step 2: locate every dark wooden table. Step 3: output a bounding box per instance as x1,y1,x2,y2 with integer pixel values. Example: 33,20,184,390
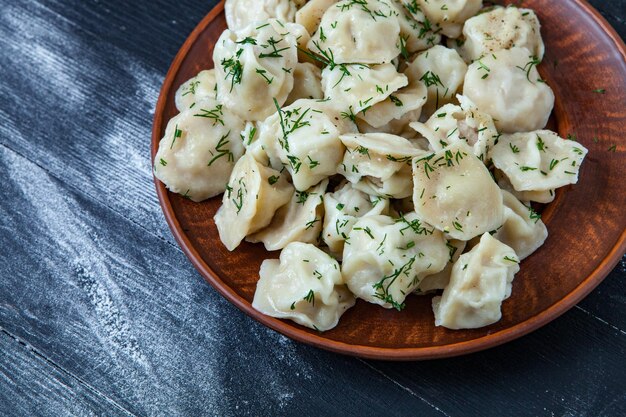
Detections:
1,1,624,416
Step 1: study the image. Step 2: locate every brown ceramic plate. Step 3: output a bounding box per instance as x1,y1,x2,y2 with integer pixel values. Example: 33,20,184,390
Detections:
152,0,626,360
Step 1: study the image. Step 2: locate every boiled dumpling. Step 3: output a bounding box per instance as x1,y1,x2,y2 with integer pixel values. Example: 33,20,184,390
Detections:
154,98,245,202
456,6,544,63
213,19,302,120
225,0,297,32
258,98,355,191
342,213,449,309
495,170,555,204
285,62,324,105
252,242,356,331
418,239,466,293
406,45,468,118
417,0,482,38
322,63,408,118
296,0,338,36
248,179,328,250
339,133,424,199
240,121,269,165
494,190,548,260
390,0,442,54
432,233,520,329
214,153,294,251
411,95,498,162
490,130,588,192
307,0,401,64
175,70,217,111
410,103,460,150
357,62,428,128
463,47,554,133
322,182,390,256
412,141,504,240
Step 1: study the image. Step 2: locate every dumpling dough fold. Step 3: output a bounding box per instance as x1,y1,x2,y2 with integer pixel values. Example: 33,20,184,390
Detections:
225,0,297,32
214,153,294,251
412,141,504,240
248,179,329,251
490,130,588,192
432,233,520,329
463,47,554,133
259,98,355,191
454,7,545,63
342,213,448,310
494,190,548,261
253,242,356,331
154,98,245,202
213,19,304,120
307,0,402,64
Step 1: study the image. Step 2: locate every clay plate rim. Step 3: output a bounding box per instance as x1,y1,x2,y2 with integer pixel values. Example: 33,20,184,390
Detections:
152,0,626,360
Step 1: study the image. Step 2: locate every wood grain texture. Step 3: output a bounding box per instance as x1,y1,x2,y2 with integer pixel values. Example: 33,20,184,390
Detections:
152,0,626,359
0,330,131,417
0,0,625,415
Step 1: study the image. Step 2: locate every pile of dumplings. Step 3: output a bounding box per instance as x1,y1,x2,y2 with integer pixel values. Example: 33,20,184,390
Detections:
154,0,589,331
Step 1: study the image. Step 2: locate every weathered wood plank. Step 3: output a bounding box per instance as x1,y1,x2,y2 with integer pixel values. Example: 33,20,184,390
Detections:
0,144,447,416
589,0,626,38
0,329,132,417
364,306,626,417
0,0,213,244
577,262,626,333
